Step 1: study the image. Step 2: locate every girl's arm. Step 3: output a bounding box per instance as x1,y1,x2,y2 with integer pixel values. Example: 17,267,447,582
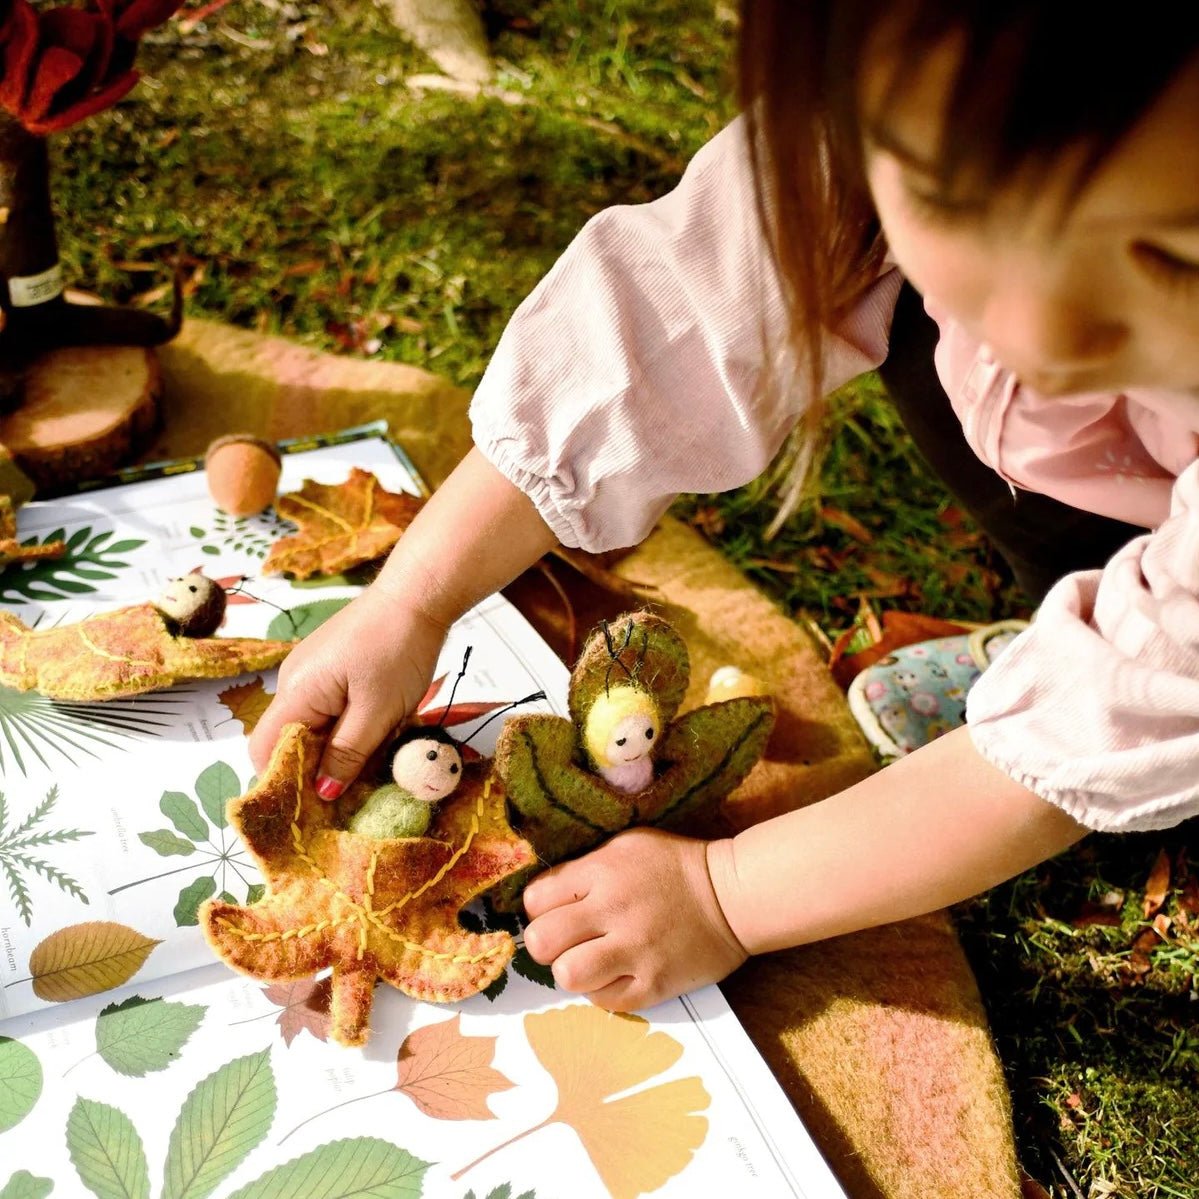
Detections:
522,725,1086,1010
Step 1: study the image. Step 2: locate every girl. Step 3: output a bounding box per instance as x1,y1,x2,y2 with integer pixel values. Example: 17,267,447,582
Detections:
250,3,1199,1012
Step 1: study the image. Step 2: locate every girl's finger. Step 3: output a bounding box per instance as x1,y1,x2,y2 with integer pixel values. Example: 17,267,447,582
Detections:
550,937,625,996
314,696,401,800
522,902,603,965
248,687,338,775
523,860,592,919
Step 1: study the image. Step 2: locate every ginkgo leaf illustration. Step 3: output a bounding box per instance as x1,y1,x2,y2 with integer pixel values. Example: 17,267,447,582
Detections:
260,977,333,1047
27,921,161,1002
218,677,273,736
201,723,535,1047
0,784,92,925
454,1004,709,1199
262,469,424,580
0,1169,53,1199
0,1037,42,1132
396,1014,514,1120
67,1096,151,1199
225,1138,431,1199
94,996,206,1077
115,763,263,927
494,612,774,909
162,1050,276,1199
0,603,294,701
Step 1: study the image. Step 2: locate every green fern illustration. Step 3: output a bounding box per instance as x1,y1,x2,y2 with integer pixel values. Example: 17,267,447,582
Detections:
0,786,93,926
0,527,145,603
189,509,294,561
110,762,264,926
0,685,192,778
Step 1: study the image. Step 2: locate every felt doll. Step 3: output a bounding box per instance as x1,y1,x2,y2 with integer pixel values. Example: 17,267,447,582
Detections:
348,725,464,839
153,571,227,638
581,682,661,794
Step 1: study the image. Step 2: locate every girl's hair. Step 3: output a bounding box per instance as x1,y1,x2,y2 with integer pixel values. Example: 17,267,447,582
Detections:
738,1,1199,524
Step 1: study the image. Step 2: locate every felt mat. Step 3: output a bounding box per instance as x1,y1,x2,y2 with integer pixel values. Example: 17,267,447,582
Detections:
149,319,1022,1199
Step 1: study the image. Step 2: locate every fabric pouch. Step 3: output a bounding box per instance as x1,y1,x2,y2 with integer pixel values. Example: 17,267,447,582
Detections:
847,619,1027,758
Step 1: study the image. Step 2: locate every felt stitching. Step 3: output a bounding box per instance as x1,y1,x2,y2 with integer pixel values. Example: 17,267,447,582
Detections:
281,491,356,534
521,728,628,835
75,622,158,669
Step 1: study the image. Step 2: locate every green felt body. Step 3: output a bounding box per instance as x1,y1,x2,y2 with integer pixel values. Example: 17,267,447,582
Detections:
347,783,434,839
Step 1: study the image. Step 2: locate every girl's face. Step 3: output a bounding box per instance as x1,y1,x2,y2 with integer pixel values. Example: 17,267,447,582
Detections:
861,43,1199,405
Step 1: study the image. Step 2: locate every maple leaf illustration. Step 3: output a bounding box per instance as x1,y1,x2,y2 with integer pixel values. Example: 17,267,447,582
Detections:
200,722,535,1047
260,978,334,1047
262,468,424,580
218,677,273,736
0,604,294,701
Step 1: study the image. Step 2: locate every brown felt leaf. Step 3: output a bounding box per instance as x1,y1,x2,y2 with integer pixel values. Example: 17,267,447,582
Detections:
262,467,424,579
0,603,294,701
29,921,161,1002
219,676,274,736
395,1014,514,1120
0,494,65,563
263,977,334,1047
1142,847,1171,918
200,722,535,1047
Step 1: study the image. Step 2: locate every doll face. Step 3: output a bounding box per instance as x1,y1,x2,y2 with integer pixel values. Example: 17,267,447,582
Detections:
155,573,226,637
390,736,462,803
603,711,659,767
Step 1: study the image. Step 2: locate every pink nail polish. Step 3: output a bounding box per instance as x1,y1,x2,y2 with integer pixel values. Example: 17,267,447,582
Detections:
316,776,344,801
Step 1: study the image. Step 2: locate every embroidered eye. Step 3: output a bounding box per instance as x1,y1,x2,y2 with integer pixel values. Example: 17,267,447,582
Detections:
615,737,626,746
450,763,459,774
645,727,654,739
189,585,197,593
426,749,438,761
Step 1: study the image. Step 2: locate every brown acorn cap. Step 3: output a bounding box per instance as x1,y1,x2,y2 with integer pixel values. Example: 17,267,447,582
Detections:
204,433,281,467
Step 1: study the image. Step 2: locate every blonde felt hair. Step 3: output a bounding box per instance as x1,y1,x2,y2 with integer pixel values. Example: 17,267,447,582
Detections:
583,684,659,768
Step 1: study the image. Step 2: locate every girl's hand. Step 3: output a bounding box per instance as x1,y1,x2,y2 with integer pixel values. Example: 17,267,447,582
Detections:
522,827,748,1011
248,583,448,797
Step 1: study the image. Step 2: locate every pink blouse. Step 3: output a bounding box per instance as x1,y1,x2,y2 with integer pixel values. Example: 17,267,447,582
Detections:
469,118,1199,833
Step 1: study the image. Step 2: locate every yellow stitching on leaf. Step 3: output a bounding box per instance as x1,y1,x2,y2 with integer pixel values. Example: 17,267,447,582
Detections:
281,491,356,534
76,623,158,668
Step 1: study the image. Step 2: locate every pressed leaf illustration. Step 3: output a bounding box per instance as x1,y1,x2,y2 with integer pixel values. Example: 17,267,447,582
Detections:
455,1005,710,1199
465,900,554,997
189,509,294,562
0,785,92,925
0,1170,53,1199
256,977,333,1047
462,1188,536,1199
493,612,773,907
0,1036,42,1132
0,603,294,701
0,526,145,604
265,597,352,642
261,469,424,579
225,1137,430,1199
0,685,193,778
92,996,206,1077
218,677,273,737
67,1096,150,1199
113,763,264,927
26,921,161,1002
0,497,65,566
200,722,535,1046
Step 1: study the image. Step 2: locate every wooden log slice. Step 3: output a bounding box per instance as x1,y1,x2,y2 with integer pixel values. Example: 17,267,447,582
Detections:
0,344,160,494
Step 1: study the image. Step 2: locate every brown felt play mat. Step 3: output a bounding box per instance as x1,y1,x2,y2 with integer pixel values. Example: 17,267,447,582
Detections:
139,319,1021,1198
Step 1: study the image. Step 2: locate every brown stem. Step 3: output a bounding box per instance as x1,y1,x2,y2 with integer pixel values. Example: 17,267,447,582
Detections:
450,1116,554,1181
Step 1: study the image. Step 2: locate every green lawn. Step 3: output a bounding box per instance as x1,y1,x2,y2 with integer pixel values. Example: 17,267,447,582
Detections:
57,2,1198,1193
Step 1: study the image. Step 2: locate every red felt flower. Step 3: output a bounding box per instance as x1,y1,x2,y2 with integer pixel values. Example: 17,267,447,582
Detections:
0,0,186,134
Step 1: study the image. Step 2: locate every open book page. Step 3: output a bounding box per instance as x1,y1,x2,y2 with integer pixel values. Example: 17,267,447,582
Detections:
0,431,848,1198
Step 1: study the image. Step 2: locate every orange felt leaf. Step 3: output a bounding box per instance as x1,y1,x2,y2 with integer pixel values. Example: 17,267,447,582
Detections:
0,603,295,701
262,468,424,579
200,722,535,1047
395,1014,514,1120
219,676,274,735
0,494,65,563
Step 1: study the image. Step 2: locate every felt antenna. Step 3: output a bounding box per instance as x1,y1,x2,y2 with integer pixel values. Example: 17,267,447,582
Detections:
435,645,473,727
224,577,299,631
460,689,548,746
600,619,636,694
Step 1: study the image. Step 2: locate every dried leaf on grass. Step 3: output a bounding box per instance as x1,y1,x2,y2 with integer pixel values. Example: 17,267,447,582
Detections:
262,468,423,579
1142,848,1171,918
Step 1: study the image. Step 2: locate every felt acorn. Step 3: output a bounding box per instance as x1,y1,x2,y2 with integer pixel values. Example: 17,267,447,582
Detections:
204,434,282,517
153,570,227,638
582,682,661,794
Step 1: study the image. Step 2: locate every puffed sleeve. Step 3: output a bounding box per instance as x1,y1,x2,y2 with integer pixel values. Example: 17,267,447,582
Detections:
967,460,1199,831
469,116,902,551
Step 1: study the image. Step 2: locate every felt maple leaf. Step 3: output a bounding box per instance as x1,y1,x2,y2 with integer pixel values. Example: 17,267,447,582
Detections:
0,603,295,700
454,1004,709,1197
262,468,424,580
200,722,536,1047
0,495,65,564
492,611,774,908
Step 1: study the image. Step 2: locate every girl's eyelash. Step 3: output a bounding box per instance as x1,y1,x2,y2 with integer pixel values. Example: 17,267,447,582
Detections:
1132,241,1199,295
902,184,981,226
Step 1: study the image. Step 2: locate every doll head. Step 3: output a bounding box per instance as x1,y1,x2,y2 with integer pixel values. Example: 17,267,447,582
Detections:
388,724,463,804
154,572,227,638
582,683,661,771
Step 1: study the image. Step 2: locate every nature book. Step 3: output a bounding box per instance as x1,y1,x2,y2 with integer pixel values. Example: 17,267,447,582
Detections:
0,430,847,1199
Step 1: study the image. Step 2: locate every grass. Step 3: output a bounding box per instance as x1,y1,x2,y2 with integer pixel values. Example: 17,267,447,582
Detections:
55,2,1197,1194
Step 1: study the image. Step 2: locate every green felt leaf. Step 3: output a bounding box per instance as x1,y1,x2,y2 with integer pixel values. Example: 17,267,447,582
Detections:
0,1037,42,1132
0,1170,54,1199
66,1097,150,1199
160,792,208,842
195,763,240,829
226,1138,430,1199
266,598,352,641
96,997,206,1077
162,1050,276,1199
138,830,196,858
174,876,217,927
